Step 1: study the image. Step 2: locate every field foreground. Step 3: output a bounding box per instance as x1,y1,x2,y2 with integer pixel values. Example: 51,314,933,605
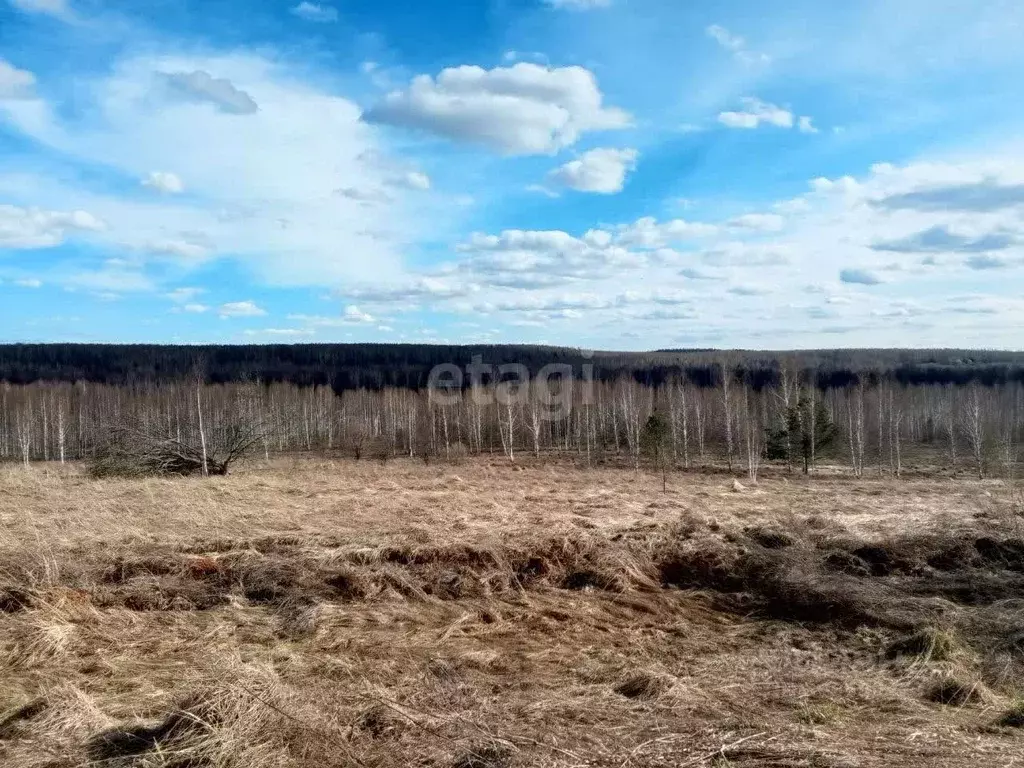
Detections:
1,458,1023,767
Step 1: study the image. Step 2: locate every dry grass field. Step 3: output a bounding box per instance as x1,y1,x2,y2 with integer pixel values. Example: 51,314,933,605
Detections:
1,457,1023,767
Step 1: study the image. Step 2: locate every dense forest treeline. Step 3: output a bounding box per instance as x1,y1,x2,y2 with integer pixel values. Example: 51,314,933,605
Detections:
2,344,1024,391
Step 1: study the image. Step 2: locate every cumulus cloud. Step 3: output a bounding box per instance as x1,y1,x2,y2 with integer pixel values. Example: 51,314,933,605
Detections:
810,175,860,195
705,25,770,66
287,309,378,327
218,300,266,318
335,186,393,205
165,287,204,303
146,239,209,259
394,171,430,191
718,98,816,133
728,284,771,296
323,153,1024,347
547,147,638,193
0,59,36,100
183,303,208,313
340,278,472,304
142,171,185,194
871,225,1017,253
0,204,104,248
679,267,721,280
290,2,338,22
364,63,630,155
965,254,1010,270
342,305,374,323
718,98,793,129
700,241,791,267
615,217,718,247
797,116,818,134
160,70,259,115
728,213,785,232
839,268,884,285
454,228,647,289
873,178,1024,212
0,51,426,286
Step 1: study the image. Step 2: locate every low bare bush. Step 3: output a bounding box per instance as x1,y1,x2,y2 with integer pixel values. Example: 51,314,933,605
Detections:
89,421,267,478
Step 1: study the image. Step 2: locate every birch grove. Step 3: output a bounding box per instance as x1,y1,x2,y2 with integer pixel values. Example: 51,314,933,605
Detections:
0,372,1020,477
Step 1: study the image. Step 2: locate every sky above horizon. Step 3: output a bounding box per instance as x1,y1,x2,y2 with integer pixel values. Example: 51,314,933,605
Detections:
1,0,1023,350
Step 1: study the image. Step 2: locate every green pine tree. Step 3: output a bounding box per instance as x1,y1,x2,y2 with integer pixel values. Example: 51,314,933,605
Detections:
765,390,836,473
641,412,671,490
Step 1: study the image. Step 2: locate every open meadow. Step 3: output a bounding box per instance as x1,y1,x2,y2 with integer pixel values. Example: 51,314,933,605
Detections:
1,458,1023,767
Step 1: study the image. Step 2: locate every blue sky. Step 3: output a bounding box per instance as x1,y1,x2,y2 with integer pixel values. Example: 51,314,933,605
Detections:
1,0,1023,348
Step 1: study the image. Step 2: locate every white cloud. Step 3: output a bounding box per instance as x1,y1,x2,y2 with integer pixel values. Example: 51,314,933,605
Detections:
797,116,818,134
454,228,645,288
548,147,638,194
544,0,611,8
0,51,427,286
0,204,105,248
14,278,42,288
810,175,861,195
343,305,375,323
284,307,383,330
335,186,393,205
327,152,1024,348
335,170,431,202
183,303,208,313
706,24,744,52
290,2,338,22
218,300,266,318
142,171,184,194
0,59,36,100
679,267,721,280
8,0,71,19
615,217,718,247
243,327,315,337
145,239,209,259
965,254,1010,270
701,241,792,266
365,63,631,155
165,286,204,303
728,213,785,232
160,70,259,115
728,284,771,296
839,268,884,285
718,98,793,129
340,277,472,305
526,183,560,198
397,171,430,191
706,24,770,66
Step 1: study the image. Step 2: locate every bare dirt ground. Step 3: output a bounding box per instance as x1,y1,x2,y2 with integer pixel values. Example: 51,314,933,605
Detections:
1,457,1022,767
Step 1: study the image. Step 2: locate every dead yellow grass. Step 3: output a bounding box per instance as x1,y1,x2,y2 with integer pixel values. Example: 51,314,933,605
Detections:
0,457,1022,767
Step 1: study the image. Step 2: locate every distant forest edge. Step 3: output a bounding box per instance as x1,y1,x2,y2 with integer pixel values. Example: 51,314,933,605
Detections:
2,344,1023,391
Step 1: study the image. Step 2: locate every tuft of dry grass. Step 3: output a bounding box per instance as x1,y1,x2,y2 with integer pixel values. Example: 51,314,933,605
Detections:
997,699,1024,727
926,676,989,707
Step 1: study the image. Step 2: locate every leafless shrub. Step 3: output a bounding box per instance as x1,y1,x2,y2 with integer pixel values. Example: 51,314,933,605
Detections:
89,420,268,478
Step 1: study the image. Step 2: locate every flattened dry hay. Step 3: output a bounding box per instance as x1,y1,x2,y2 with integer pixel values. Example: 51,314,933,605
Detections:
1,458,1023,767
